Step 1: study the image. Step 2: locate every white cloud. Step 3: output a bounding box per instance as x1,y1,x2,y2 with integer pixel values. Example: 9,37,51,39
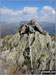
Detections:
0,6,55,23
43,6,55,15
23,7,38,14
0,7,38,16
0,7,23,16
0,7,38,22
1,8,17,15
40,6,55,22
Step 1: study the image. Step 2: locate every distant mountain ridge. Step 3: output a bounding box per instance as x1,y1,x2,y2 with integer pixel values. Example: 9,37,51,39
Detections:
0,21,55,38
39,22,55,36
0,22,20,38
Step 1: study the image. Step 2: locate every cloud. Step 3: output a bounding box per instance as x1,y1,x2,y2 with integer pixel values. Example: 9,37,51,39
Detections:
0,7,23,16
23,7,38,14
0,7,38,22
0,6,55,22
42,6,55,15
40,6,56,22
0,7,38,16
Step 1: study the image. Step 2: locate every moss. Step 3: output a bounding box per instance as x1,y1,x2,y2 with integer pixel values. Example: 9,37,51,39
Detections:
2,35,13,47
6,35,13,40
2,39,8,47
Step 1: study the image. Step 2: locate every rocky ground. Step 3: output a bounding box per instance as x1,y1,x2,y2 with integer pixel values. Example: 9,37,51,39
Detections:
0,20,56,75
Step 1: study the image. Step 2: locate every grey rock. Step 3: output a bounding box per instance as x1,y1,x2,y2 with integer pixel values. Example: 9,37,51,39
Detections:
0,19,56,74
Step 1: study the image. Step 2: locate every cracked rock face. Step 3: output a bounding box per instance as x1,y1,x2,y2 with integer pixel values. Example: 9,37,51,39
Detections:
0,22,56,74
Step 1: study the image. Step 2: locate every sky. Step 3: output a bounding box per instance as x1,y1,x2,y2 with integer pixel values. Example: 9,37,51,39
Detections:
1,1,55,23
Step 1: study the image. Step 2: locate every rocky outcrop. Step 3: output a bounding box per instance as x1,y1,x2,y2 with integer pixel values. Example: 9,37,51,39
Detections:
0,20,56,74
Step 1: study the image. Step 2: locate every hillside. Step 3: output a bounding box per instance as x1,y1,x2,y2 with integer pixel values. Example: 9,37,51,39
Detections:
0,20,56,74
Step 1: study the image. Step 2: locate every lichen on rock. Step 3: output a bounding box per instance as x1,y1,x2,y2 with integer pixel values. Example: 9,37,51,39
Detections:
0,19,56,74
